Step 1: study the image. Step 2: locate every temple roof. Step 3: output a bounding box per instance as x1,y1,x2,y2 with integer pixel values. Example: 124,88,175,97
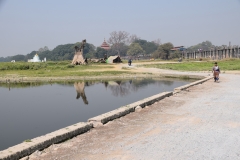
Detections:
100,39,110,50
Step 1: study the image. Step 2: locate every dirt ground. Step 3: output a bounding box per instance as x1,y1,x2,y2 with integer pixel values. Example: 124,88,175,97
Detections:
23,72,240,160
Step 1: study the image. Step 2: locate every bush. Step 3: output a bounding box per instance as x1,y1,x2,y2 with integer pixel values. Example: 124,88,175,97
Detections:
0,62,48,70
66,64,75,68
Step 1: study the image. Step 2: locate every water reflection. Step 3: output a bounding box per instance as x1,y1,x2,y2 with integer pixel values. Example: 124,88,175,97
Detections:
0,82,45,90
107,81,130,96
0,78,193,151
74,82,88,104
104,79,174,97
0,79,179,105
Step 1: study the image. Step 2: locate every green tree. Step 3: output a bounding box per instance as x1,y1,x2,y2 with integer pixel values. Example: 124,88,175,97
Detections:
108,31,129,56
134,39,158,54
152,42,173,59
169,50,181,59
152,47,164,59
161,42,174,59
187,41,214,52
108,43,128,56
38,46,49,53
127,43,144,56
95,47,108,58
11,55,25,61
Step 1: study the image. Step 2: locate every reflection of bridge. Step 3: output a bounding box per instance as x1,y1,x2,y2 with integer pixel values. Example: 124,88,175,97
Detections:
185,46,240,59
74,82,88,104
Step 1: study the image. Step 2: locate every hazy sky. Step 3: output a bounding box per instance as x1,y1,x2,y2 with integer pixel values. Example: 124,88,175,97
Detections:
0,0,239,57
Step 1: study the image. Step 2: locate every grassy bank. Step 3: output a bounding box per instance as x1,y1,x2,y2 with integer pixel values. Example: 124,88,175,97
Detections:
0,61,129,77
141,59,240,71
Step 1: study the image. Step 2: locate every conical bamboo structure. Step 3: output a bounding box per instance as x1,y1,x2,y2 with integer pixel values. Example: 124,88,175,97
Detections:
72,39,87,65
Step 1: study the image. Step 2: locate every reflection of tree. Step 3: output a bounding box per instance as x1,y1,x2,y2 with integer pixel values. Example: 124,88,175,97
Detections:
0,82,46,90
161,80,174,86
105,78,177,97
74,82,88,105
104,82,108,88
107,82,130,97
106,79,158,97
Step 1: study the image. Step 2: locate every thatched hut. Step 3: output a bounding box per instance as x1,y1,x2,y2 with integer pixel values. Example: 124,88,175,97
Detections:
106,56,122,63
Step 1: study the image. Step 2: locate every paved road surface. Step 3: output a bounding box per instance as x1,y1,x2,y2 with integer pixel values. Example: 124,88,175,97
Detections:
28,73,240,160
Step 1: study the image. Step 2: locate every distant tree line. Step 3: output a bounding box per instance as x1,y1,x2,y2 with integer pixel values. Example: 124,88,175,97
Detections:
186,41,232,52
0,31,228,62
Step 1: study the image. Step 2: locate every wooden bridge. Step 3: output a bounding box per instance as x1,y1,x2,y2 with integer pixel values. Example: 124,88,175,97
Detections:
185,46,240,59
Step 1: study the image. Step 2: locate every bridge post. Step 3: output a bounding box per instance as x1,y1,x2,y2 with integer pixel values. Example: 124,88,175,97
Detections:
213,50,215,60
238,46,240,58
229,47,232,58
223,48,225,59
232,47,235,58
220,50,222,59
233,47,236,58
226,48,229,58
214,49,217,59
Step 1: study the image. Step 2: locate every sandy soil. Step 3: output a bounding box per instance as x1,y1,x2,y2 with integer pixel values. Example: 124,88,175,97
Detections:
23,72,240,160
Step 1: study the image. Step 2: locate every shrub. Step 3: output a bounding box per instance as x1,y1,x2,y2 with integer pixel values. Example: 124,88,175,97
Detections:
66,64,75,68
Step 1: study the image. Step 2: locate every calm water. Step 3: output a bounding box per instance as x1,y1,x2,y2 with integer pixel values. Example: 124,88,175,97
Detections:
0,78,192,150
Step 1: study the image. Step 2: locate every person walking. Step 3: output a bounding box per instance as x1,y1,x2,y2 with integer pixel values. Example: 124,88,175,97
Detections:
212,62,220,82
128,58,132,66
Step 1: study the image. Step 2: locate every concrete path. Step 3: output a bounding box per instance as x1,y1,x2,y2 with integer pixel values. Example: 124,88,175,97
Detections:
28,73,240,160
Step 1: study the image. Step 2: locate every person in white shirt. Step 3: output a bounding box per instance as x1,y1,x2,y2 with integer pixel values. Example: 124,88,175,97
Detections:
212,62,220,82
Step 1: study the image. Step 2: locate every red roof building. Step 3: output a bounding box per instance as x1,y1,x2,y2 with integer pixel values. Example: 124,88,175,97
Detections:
171,46,184,51
100,39,110,50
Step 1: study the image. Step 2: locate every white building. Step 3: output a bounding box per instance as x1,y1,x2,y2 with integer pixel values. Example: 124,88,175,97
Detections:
28,54,46,62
